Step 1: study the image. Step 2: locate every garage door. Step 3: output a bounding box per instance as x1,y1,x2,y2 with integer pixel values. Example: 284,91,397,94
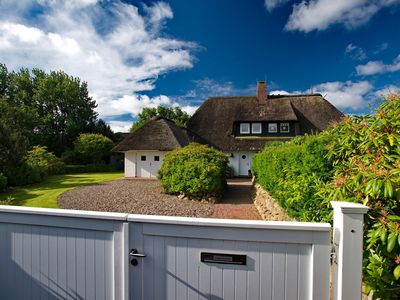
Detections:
136,154,162,178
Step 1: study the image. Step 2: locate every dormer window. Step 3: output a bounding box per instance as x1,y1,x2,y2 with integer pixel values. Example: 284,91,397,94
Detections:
268,123,278,133
252,123,262,134
240,123,250,134
280,123,290,133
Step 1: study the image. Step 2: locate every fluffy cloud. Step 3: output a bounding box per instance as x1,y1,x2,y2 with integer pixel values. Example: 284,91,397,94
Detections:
107,120,134,133
264,0,290,12
285,0,400,32
271,80,373,110
345,43,367,61
0,0,197,124
356,54,400,75
374,85,400,97
311,80,373,109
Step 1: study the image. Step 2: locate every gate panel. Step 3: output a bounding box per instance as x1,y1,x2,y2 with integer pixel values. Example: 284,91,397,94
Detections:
128,217,330,300
0,207,128,300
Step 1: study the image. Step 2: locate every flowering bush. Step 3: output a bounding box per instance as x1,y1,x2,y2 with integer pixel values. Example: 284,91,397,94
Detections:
321,94,400,299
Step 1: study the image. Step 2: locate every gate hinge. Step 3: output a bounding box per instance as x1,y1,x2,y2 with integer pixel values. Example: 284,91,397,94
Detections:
330,243,338,265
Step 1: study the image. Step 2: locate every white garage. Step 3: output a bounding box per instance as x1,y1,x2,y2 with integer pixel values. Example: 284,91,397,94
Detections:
112,116,205,178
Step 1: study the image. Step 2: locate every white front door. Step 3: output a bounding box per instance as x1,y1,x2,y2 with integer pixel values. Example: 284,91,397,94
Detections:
239,153,251,176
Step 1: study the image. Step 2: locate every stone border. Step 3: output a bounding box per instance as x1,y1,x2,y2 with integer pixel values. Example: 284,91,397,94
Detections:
253,183,291,221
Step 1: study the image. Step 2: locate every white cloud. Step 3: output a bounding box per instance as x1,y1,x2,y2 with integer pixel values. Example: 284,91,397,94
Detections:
0,0,198,122
285,0,400,32
374,85,400,97
108,120,133,133
311,80,373,110
356,54,400,75
271,81,374,110
345,43,367,61
270,90,292,95
264,0,290,12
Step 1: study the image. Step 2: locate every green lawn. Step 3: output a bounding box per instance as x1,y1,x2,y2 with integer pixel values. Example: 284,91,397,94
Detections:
0,172,123,208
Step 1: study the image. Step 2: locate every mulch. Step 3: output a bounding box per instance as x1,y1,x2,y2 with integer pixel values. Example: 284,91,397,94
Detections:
58,178,214,218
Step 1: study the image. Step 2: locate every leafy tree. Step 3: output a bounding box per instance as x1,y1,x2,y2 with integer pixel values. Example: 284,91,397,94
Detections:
31,70,98,155
73,134,114,164
130,106,190,132
91,119,115,141
1,63,99,155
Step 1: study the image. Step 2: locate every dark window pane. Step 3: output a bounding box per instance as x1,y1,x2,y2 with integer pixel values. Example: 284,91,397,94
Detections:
141,156,146,161
154,156,160,161
242,155,246,159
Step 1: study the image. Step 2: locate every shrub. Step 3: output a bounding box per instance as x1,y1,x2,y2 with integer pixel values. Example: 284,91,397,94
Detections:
0,173,7,192
73,133,114,164
5,163,43,186
158,143,229,198
25,146,65,176
64,164,116,174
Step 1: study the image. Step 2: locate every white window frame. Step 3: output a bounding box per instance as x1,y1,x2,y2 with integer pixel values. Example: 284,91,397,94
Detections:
280,122,290,133
251,123,262,134
268,123,278,133
240,123,250,134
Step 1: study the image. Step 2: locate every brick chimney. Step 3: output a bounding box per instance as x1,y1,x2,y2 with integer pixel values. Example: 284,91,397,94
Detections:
256,80,268,101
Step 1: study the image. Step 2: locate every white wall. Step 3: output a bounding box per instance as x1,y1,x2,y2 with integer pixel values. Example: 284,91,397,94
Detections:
125,151,136,177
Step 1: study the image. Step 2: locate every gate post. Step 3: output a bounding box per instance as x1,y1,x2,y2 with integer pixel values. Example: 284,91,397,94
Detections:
331,201,368,300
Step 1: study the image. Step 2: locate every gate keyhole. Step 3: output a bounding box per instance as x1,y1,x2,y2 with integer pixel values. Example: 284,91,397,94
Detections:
131,258,138,266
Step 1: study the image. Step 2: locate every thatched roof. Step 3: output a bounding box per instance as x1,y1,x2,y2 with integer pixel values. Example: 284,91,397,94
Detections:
112,116,209,152
186,94,344,151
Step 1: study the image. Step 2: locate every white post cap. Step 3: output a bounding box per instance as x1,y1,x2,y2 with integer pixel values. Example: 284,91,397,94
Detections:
331,201,369,214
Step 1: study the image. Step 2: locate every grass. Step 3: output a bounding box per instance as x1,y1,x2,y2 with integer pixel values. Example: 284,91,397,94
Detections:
0,172,123,208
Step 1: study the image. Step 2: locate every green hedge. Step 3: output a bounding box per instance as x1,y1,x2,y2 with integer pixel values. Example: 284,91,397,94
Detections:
158,143,229,198
5,163,43,186
253,94,400,299
0,173,7,192
64,164,116,174
253,134,335,222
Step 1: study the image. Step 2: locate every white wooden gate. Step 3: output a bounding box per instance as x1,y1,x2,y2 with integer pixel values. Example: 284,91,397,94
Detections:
128,215,331,300
0,202,367,300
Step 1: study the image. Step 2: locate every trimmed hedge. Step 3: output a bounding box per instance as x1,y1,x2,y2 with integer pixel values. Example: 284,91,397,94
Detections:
158,143,229,198
253,134,335,222
64,164,116,174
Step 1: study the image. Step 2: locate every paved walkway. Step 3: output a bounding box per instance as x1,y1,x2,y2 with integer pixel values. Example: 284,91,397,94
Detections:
211,179,262,220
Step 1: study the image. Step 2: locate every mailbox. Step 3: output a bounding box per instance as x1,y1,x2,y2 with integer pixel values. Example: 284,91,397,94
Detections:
200,252,246,265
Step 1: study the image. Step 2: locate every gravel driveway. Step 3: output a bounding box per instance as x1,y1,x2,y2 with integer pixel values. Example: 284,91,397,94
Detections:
58,178,213,217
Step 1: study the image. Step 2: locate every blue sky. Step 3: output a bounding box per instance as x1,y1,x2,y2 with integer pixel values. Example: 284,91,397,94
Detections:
0,0,399,132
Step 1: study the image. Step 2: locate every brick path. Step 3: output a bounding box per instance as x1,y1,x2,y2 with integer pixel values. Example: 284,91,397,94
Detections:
211,179,262,220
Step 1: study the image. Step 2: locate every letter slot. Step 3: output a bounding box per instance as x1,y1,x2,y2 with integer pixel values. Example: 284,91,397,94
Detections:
200,252,246,265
